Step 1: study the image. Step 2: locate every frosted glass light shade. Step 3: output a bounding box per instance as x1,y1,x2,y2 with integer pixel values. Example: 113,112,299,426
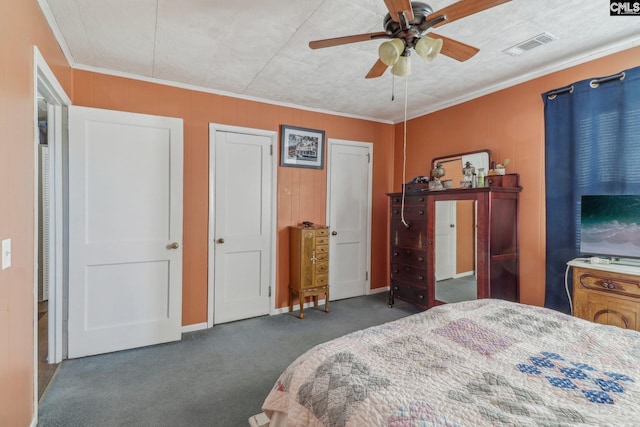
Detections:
391,55,411,76
378,38,405,66
415,36,443,63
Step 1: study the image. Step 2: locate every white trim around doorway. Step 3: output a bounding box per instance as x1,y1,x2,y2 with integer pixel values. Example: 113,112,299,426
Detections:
33,46,71,423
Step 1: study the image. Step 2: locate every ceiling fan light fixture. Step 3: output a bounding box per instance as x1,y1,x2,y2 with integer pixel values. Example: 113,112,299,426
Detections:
378,38,405,66
415,36,443,63
391,54,411,77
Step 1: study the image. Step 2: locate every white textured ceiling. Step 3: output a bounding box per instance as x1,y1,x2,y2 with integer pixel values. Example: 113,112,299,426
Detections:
40,0,640,123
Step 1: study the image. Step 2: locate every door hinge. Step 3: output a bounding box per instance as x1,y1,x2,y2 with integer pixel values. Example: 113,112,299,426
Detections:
366,271,369,281
268,286,272,297
270,145,273,156
367,153,371,163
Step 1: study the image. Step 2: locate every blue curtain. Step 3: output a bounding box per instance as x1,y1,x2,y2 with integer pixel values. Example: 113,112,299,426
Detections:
543,65,640,313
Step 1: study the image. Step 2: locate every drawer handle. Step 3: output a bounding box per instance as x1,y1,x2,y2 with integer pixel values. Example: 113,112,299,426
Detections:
393,269,399,274
417,275,424,280
601,280,616,290
394,198,400,203
393,209,399,214
393,252,399,257
393,286,399,291
406,249,411,254
418,294,424,299
406,267,410,272
418,257,424,262
419,210,424,215
419,198,424,202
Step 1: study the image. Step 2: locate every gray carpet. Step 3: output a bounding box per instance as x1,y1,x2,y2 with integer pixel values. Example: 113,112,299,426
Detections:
435,276,477,303
38,292,421,427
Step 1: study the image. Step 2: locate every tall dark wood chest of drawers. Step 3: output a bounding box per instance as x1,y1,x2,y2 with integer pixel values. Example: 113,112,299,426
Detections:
388,181,521,310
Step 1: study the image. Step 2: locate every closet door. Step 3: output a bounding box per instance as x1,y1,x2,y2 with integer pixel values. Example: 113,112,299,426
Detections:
327,140,372,300
68,106,183,358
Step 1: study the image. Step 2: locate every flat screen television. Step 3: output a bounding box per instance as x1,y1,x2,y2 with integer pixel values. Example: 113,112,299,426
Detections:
580,195,640,259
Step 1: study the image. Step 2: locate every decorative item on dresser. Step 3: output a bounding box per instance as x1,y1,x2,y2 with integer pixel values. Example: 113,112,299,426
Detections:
288,223,330,319
388,151,522,310
570,261,640,331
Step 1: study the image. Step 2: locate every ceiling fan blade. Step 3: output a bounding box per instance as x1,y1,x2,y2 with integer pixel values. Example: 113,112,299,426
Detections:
430,33,479,62
384,0,414,22
365,59,388,79
428,0,511,28
309,31,389,49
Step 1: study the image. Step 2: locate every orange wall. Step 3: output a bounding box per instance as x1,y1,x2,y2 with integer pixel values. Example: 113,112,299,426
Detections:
72,72,396,321
395,46,640,306
0,1,72,425
4,2,640,423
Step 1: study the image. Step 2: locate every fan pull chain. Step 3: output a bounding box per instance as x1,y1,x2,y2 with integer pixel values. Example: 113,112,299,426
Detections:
401,75,409,228
391,74,395,101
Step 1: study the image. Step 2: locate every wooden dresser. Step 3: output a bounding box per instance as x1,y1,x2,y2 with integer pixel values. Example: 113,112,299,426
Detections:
388,176,521,310
571,261,640,331
289,225,330,319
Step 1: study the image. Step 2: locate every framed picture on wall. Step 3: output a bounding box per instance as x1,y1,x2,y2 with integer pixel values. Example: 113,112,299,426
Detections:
280,125,325,169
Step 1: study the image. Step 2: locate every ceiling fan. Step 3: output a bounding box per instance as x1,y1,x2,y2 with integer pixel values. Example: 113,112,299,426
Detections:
309,0,512,78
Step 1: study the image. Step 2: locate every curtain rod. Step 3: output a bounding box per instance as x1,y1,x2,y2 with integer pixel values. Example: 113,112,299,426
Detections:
590,71,625,88
547,71,626,99
546,85,573,99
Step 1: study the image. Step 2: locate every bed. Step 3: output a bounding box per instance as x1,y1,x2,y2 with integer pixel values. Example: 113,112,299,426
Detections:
261,299,640,426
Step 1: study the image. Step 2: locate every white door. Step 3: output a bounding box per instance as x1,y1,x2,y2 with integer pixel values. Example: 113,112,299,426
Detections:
68,106,183,358
211,128,273,324
435,200,456,281
327,140,372,300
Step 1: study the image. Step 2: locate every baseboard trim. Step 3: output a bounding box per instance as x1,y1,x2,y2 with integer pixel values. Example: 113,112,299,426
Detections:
182,322,208,333
454,271,474,279
271,287,390,315
272,300,322,315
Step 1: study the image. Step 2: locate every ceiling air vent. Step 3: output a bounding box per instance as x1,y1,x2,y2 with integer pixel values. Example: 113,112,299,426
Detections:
503,32,557,57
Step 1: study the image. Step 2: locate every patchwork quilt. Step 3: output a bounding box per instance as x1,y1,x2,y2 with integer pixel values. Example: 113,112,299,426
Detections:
262,299,640,426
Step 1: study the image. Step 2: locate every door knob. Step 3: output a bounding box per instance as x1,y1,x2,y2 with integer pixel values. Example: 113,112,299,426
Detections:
167,242,179,249
331,231,337,236
217,238,225,244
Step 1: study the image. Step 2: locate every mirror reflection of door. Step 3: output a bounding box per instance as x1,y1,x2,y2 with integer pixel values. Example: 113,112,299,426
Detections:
435,201,456,281
435,200,478,303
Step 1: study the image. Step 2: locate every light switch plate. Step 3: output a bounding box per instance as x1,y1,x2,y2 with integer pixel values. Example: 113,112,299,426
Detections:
2,239,11,270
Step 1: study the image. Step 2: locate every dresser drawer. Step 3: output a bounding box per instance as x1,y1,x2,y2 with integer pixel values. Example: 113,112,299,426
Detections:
391,205,427,220
315,274,328,287
316,245,328,255
391,220,427,249
391,281,428,307
316,262,328,274
316,252,328,262
316,236,329,245
315,228,329,237
391,246,427,268
391,263,427,287
576,268,640,298
389,195,427,206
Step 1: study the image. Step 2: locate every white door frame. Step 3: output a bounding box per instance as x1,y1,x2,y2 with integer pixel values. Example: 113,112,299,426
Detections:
325,138,373,295
207,124,278,327
33,47,71,417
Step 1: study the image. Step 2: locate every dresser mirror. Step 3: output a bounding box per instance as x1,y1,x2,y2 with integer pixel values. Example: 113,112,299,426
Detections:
432,150,491,189
434,199,478,303
430,151,489,303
